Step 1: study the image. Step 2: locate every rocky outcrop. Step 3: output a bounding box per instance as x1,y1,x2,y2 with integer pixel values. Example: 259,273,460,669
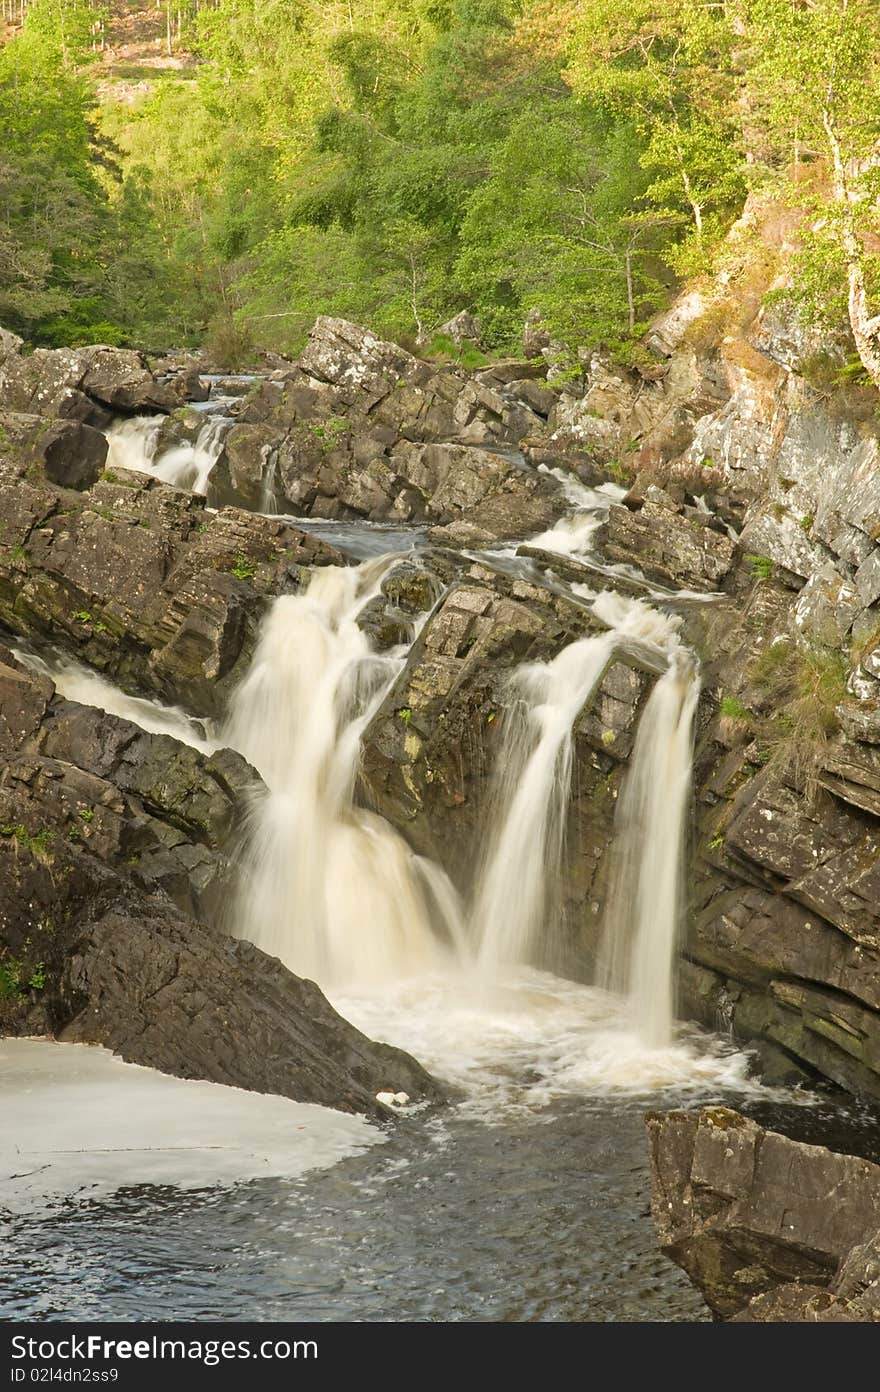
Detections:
0,327,23,366
518,257,880,1097
647,1107,880,1321
207,317,558,539
0,344,200,425
0,646,247,921
0,447,343,717
0,647,440,1117
0,412,108,490
605,487,737,593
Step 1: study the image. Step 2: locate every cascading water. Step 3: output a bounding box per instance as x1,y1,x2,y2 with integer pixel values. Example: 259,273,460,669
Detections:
472,631,615,970
13,648,214,752
105,413,229,495
597,648,700,1046
222,559,465,987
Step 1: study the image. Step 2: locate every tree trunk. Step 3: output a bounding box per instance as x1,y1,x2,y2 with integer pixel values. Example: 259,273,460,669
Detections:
823,107,880,390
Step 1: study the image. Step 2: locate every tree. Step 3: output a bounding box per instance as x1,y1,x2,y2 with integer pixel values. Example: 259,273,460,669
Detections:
565,1,745,259
745,0,880,388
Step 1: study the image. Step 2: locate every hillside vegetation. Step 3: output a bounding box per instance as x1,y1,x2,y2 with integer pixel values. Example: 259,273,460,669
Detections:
2,0,880,375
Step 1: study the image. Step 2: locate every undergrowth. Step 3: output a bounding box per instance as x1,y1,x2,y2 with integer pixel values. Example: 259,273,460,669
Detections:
748,638,848,797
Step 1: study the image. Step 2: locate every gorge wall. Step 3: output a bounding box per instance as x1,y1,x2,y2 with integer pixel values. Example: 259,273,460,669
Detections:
3,232,880,1110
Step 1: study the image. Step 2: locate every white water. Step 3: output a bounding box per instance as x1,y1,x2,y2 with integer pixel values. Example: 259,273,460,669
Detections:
223,560,465,987
13,648,214,757
220,554,757,1100
12,648,215,752
528,468,624,560
597,650,700,1046
0,1039,378,1212
472,631,616,969
105,413,228,495
333,968,761,1121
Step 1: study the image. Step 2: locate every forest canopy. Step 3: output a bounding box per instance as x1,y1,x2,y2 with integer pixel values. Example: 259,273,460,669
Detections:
2,0,880,377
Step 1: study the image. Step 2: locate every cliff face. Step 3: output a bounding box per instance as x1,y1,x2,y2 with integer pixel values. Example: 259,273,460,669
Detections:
538,237,880,1096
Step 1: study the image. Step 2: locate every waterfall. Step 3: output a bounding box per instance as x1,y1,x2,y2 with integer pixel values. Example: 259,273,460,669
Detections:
105,414,228,495
471,588,699,1049
597,648,700,1046
222,559,465,987
13,648,214,752
472,632,615,970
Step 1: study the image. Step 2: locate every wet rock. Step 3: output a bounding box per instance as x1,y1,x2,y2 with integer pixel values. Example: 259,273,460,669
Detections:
647,1107,880,1320
0,648,250,918
212,318,563,518
359,562,653,969
0,452,344,718
32,419,108,491
604,499,737,592
216,424,566,542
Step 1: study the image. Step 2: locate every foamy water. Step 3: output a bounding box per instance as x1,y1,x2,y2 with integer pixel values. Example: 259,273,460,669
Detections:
0,1039,379,1213
332,966,762,1122
105,414,228,495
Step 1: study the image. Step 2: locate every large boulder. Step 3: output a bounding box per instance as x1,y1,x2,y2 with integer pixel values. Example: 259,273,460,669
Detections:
359,559,655,969
0,344,199,424
647,1107,880,1321
437,310,483,348
208,317,567,524
0,327,22,367
213,430,566,542
604,489,737,593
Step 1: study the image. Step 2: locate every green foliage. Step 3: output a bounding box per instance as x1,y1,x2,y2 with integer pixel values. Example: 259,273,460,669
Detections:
5,0,880,378
308,416,350,452
229,555,256,581
720,695,751,721
204,313,259,371
0,822,55,861
746,554,774,580
0,954,47,1000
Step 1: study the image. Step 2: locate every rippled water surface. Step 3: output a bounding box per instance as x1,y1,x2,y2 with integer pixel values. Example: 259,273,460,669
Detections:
2,1098,711,1322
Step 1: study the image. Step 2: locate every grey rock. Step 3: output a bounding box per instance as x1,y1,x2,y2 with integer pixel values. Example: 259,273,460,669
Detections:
647,1107,880,1319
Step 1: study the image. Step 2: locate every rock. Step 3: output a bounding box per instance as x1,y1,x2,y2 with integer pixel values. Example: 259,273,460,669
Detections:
0,327,23,367
645,290,712,358
646,1107,880,1320
360,561,653,969
604,499,737,592
507,378,556,418
0,344,179,423
0,648,250,919
215,424,566,542
523,308,551,359
837,700,880,745
210,317,564,515
31,419,108,491
437,311,483,348
0,451,344,718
